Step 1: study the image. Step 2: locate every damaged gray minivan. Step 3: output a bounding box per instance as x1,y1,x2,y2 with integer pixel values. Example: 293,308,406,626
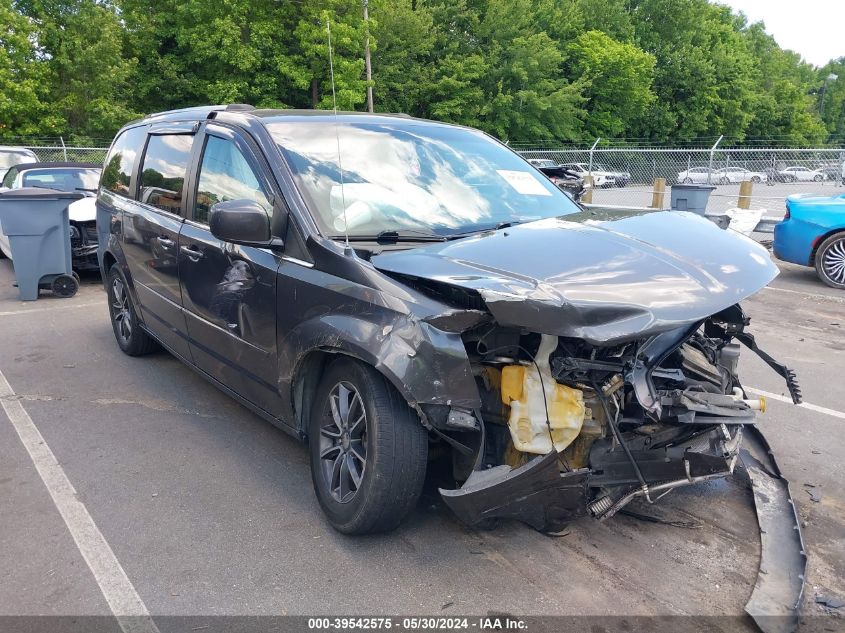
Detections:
98,106,802,548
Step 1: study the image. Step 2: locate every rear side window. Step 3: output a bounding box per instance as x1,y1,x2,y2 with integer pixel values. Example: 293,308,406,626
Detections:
139,134,193,213
194,135,271,224
101,126,146,197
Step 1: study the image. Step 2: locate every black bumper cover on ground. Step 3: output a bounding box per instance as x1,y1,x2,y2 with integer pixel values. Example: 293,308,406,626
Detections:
439,452,589,533
440,426,807,632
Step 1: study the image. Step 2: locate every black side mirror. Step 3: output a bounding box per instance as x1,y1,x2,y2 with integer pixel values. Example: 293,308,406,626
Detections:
209,199,276,246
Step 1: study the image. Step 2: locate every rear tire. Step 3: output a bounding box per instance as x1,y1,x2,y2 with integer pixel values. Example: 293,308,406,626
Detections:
107,264,159,356
815,233,845,290
751,176,761,183
309,357,428,534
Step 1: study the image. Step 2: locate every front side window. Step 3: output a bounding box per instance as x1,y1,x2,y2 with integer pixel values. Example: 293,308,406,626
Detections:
101,126,146,197
139,134,193,213
23,168,101,192
268,120,580,237
194,135,271,225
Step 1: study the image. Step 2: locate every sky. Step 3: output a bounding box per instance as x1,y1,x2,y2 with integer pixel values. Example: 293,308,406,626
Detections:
718,0,844,67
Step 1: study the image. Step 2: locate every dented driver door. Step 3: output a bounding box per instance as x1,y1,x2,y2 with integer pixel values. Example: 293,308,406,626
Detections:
178,125,283,417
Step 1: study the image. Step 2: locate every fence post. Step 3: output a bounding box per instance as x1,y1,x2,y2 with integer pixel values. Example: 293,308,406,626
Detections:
651,178,666,209
588,137,600,176
582,175,594,204
59,136,68,162
707,135,723,185
738,180,753,209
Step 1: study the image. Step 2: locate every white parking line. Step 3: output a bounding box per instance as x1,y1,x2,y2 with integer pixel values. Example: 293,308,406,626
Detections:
0,369,160,633
0,302,103,317
747,386,845,421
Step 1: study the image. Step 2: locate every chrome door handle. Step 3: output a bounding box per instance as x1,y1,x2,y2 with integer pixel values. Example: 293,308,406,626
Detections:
156,236,175,248
180,245,204,261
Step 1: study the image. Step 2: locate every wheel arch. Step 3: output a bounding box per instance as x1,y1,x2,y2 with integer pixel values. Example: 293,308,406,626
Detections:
810,228,845,265
100,244,146,328
284,315,481,438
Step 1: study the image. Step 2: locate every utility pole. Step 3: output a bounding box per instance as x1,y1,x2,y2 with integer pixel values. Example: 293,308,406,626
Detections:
820,73,838,117
363,0,374,113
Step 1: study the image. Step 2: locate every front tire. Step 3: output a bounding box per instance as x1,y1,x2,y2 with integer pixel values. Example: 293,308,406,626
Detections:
815,233,845,290
814,174,823,182
107,264,159,356
309,358,428,534
751,176,761,183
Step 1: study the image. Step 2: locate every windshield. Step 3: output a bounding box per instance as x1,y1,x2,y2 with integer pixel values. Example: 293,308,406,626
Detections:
21,168,101,191
266,120,580,237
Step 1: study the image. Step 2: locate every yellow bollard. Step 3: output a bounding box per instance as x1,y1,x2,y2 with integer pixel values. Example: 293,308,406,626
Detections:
581,175,594,204
651,178,666,209
738,180,753,209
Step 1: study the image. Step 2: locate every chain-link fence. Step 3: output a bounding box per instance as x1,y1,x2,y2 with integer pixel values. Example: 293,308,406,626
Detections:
5,138,845,220
0,137,108,165
517,145,845,217
22,145,109,164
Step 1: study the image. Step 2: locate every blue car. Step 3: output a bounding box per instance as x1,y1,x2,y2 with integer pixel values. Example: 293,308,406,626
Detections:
774,193,845,289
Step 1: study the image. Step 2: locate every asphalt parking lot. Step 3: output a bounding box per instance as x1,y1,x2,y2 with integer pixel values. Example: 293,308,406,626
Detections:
589,180,845,213
1,255,843,631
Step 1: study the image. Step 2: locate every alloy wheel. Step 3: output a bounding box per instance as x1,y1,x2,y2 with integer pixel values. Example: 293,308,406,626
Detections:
111,277,132,343
319,381,368,503
821,238,845,286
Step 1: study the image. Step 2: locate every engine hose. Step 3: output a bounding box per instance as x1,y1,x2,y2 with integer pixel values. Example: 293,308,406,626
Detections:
592,381,652,503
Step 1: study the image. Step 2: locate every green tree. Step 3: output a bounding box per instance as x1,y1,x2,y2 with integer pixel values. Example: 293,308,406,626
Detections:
17,0,139,140
819,58,845,141
629,0,756,142
566,30,655,137
742,23,827,145
0,0,60,136
279,0,368,110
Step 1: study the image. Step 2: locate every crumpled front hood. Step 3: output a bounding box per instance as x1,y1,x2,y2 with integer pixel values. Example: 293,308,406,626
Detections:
68,196,96,223
371,211,778,344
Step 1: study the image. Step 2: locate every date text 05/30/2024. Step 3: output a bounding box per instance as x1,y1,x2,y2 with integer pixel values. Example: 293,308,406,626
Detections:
307,617,528,631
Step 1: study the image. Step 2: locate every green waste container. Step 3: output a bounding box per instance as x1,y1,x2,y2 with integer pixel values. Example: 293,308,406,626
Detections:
0,187,84,300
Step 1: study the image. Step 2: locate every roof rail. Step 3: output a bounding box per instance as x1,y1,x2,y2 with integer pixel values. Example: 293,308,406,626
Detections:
225,104,255,112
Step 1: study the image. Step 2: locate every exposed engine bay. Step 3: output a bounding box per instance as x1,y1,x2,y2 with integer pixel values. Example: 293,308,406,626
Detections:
369,210,807,631
437,303,801,534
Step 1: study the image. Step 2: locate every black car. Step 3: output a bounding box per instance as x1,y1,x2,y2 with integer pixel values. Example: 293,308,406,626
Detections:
97,105,802,541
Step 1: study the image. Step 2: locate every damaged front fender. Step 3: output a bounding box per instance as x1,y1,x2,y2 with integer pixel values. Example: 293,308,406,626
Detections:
282,310,482,421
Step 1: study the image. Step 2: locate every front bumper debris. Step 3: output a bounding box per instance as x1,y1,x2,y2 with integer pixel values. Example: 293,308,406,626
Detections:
439,452,589,533
741,426,807,633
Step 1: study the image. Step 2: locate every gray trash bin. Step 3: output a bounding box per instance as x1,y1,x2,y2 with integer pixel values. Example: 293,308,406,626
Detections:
0,187,84,300
670,184,716,215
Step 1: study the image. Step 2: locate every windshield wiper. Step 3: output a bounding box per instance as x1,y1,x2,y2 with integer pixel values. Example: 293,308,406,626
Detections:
445,220,525,239
330,229,447,243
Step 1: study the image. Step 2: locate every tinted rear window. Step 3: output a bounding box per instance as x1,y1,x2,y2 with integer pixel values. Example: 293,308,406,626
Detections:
101,126,146,197
139,135,193,213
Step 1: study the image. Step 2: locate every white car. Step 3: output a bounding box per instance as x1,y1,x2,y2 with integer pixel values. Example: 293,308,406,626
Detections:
0,146,38,182
527,158,557,168
714,167,767,184
559,163,611,187
677,166,767,184
777,166,827,182
0,162,101,271
677,167,717,184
